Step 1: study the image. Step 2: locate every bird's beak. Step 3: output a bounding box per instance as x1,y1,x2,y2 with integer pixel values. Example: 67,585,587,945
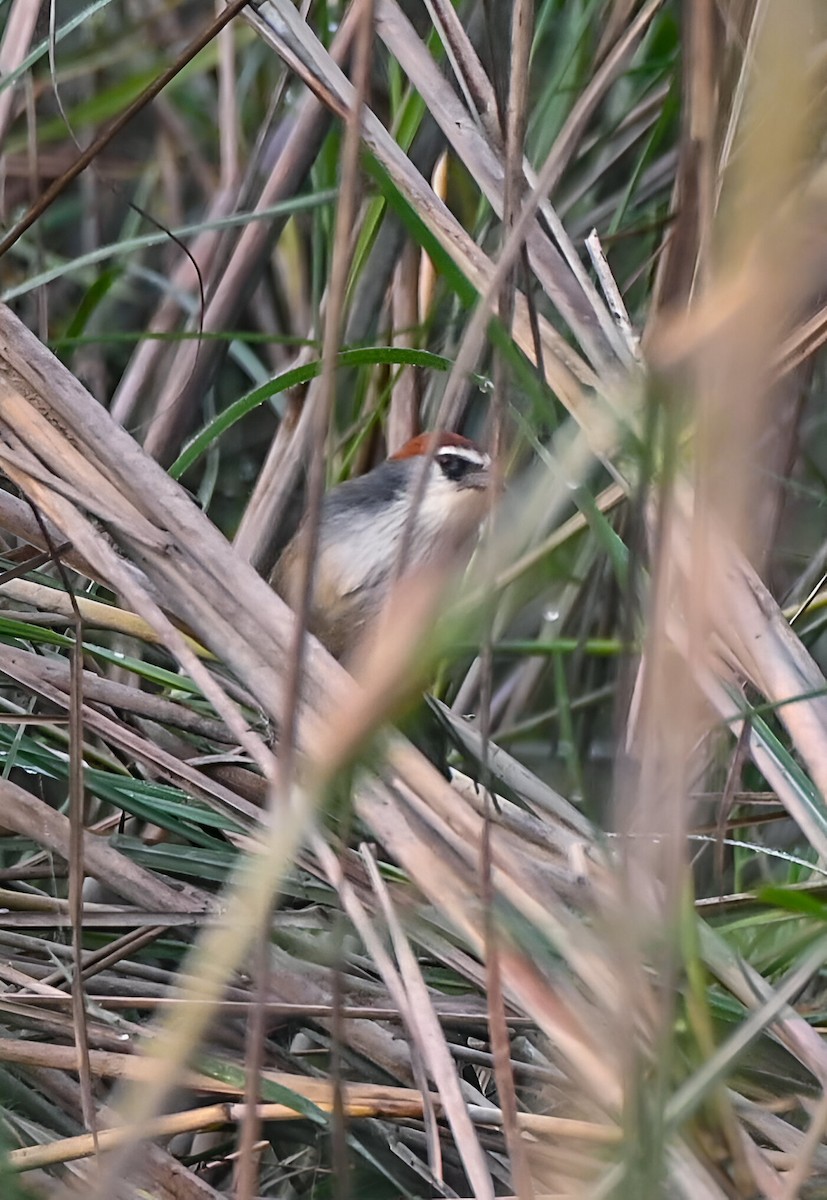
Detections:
459,467,493,492
472,466,505,494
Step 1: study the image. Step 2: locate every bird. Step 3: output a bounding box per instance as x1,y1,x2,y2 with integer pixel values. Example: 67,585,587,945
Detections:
269,431,492,659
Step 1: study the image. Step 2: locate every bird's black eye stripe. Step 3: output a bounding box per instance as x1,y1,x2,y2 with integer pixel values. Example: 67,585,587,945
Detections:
436,451,486,482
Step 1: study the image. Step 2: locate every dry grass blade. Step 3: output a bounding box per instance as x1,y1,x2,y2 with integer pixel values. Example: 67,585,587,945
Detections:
645,2,827,863
0,0,42,148
360,844,495,1200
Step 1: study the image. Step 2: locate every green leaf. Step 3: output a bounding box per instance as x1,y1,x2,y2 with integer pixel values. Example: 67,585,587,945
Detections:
756,886,827,922
59,266,124,348
168,347,453,480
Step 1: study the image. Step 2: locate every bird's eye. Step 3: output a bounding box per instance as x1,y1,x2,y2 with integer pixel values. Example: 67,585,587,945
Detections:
434,453,475,482
436,451,486,483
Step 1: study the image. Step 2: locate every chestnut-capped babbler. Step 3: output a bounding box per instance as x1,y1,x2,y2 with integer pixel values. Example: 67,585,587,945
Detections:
270,432,491,658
